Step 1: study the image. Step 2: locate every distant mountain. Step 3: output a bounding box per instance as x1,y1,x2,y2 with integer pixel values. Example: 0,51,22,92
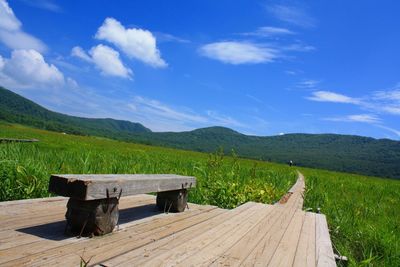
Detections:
0,87,151,139
1,86,400,179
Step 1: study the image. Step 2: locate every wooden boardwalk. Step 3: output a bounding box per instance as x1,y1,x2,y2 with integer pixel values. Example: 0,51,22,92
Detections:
0,173,336,266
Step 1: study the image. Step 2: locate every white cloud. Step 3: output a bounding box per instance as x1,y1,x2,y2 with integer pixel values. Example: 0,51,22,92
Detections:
130,96,207,124
206,110,246,128
154,32,190,43
376,125,400,137
0,0,46,52
71,46,91,62
71,45,132,79
374,89,400,101
297,79,320,89
371,88,400,115
95,17,167,68
90,45,132,78
307,91,360,104
284,43,315,52
325,114,381,124
267,4,315,28
124,96,250,132
19,0,61,12
307,86,400,119
242,26,294,37
199,41,279,64
0,49,64,88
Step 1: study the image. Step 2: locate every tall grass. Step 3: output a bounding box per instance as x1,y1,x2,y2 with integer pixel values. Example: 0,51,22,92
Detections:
302,168,400,266
0,123,296,208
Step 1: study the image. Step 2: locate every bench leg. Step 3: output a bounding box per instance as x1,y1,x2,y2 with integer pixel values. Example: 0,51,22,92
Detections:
65,197,119,236
156,189,188,212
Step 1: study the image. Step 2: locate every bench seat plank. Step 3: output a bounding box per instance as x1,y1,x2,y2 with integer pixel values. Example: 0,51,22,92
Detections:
49,174,196,200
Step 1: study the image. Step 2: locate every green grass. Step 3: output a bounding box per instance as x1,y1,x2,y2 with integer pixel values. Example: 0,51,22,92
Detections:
301,168,400,266
0,123,296,208
1,123,399,266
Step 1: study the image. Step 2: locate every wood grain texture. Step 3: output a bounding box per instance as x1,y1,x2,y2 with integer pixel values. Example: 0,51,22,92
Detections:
316,213,336,267
49,174,196,200
1,172,337,267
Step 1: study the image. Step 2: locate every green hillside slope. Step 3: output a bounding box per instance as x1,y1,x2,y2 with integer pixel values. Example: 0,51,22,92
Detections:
0,87,151,138
1,86,400,179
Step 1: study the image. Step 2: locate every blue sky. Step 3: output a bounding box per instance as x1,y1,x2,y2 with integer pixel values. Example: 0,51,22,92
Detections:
0,0,399,139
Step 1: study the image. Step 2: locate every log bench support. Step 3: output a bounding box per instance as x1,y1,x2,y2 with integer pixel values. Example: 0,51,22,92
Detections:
65,197,119,236
156,189,188,213
49,174,196,236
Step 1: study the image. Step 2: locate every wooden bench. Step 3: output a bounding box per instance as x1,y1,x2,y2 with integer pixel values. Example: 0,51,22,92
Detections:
48,174,196,236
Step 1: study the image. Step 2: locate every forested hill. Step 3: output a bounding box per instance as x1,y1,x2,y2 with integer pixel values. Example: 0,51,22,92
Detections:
0,87,151,138
132,128,400,179
1,86,400,179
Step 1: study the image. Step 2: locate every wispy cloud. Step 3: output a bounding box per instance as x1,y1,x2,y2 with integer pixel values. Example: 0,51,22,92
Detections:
126,96,250,131
245,94,263,104
307,84,400,116
267,4,315,28
376,125,400,137
129,96,208,124
283,43,315,52
0,0,46,52
154,32,190,43
241,26,295,38
19,0,61,12
297,79,320,89
307,91,360,104
206,110,246,128
199,41,280,64
325,114,381,124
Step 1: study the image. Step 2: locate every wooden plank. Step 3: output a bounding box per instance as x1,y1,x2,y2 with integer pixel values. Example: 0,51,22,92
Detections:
0,138,39,143
0,195,156,232
49,174,196,200
209,205,286,267
293,212,316,267
25,207,224,267
267,210,305,266
241,198,301,266
1,205,219,266
136,203,264,267
178,204,275,267
316,214,336,267
0,197,66,208
0,196,157,250
98,202,257,266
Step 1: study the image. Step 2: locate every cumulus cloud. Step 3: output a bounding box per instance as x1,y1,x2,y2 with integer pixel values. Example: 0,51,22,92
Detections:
199,41,280,64
0,0,46,52
95,17,167,68
0,49,64,88
71,45,132,79
71,46,91,62
307,91,360,104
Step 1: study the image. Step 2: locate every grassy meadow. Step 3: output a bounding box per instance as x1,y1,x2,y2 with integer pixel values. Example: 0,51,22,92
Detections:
0,123,296,208
301,168,400,266
1,123,399,266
